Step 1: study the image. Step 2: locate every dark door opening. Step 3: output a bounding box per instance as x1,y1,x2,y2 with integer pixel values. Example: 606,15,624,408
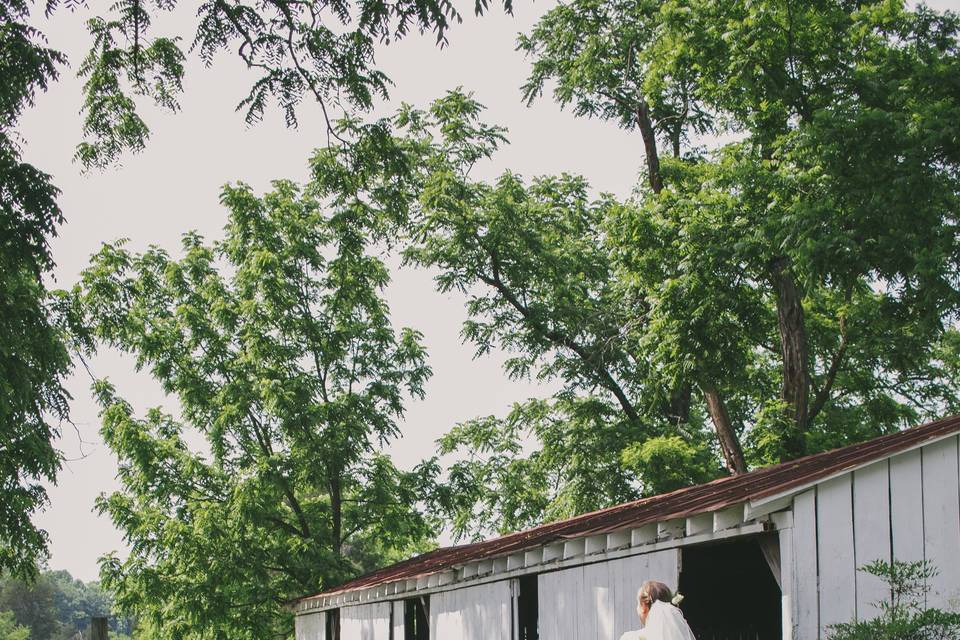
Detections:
517,574,539,640
324,608,340,640
404,596,429,640
678,535,781,640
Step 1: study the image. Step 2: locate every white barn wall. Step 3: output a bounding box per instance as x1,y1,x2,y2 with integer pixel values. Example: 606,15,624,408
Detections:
817,475,857,628
430,579,512,640
791,490,819,640
295,611,324,640
785,436,960,639
341,601,391,640
921,435,960,610
852,460,892,620
300,429,960,640
538,548,678,640
391,601,404,640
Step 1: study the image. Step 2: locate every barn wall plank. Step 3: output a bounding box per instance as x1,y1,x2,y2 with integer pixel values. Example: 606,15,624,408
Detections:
391,601,403,640
341,602,391,640
536,548,677,640
853,460,892,619
579,564,602,640
792,490,819,640
890,447,925,566
817,475,857,629
430,580,512,640
295,612,324,640
921,436,960,611
779,525,794,640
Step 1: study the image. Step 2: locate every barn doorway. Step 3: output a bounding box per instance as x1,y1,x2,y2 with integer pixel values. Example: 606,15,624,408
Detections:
677,535,782,640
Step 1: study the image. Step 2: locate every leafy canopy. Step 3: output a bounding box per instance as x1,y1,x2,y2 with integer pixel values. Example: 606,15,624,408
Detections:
0,0,76,580
78,179,434,639
307,0,960,535
73,0,513,168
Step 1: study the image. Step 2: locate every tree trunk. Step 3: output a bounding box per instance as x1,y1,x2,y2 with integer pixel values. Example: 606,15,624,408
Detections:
666,383,691,426
770,257,809,460
329,473,342,557
636,102,663,194
702,385,748,474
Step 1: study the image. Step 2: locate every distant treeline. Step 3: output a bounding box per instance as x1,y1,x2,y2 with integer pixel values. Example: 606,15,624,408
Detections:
0,570,134,640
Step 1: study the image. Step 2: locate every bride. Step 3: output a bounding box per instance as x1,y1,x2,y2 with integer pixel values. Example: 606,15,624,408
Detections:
619,580,696,640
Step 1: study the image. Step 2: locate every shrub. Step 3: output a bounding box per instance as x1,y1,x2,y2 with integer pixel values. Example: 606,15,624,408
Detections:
828,560,960,640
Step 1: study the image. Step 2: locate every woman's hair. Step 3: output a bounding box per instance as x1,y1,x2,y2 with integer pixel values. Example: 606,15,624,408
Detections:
637,580,673,607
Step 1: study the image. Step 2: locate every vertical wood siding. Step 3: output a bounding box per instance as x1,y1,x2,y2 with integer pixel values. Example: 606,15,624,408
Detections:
817,475,857,628
429,579,512,640
787,435,960,639
852,460,892,619
538,549,678,640
341,602,391,640
792,490,819,640
295,612,325,640
921,436,960,610
889,448,926,567
391,601,404,640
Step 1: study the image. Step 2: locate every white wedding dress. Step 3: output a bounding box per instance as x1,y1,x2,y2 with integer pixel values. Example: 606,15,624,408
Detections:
619,600,697,640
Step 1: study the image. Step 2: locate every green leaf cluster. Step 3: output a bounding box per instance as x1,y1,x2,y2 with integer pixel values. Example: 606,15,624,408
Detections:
0,0,74,580
78,180,436,638
827,560,960,640
73,0,513,168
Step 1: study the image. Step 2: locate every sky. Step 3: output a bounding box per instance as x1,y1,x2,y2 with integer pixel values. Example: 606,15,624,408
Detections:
21,0,960,583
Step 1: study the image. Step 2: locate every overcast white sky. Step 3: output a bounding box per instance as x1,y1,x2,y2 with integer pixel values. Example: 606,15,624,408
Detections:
22,0,960,582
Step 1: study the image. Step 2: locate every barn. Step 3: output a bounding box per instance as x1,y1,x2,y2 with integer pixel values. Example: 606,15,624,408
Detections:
292,415,960,640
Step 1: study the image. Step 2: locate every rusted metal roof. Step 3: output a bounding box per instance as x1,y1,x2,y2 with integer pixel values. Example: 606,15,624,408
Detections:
298,413,960,602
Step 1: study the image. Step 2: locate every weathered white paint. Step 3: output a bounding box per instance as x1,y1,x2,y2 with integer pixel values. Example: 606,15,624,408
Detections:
657,519,684,540
340,601,391,640
630,524,656,546
685,513,712,536
778,523,794,640
391,601,403,640
853,460,891,619
295,611,324,640
817,475,857,628
538,549,679,640
713,505,743,532
890,447,925,566
921,436,960,611
429,580,512,640
792,490,818,640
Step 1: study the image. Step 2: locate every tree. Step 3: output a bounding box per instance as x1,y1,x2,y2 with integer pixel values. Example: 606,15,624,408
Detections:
827,560,960,640
3,0,508,578
514,0,960,469
0,569,131,640
78,179,435,638
0,0,75,580
306,3,960,532
0,611,30,640
72,0,513,168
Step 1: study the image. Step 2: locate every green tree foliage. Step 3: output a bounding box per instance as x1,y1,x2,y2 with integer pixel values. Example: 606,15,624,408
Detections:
0,611,29,640
73,0,513,168
308,2,960,532
0,0,74,579
78,180,436,638
3,0,505,579
827,560,960,640
514,0,960,470
0,569,132,640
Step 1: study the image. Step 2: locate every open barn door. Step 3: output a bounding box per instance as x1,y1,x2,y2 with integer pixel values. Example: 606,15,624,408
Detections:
678,534,782,640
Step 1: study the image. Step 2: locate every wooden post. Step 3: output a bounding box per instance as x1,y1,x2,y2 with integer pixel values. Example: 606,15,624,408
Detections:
90,617,108,640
